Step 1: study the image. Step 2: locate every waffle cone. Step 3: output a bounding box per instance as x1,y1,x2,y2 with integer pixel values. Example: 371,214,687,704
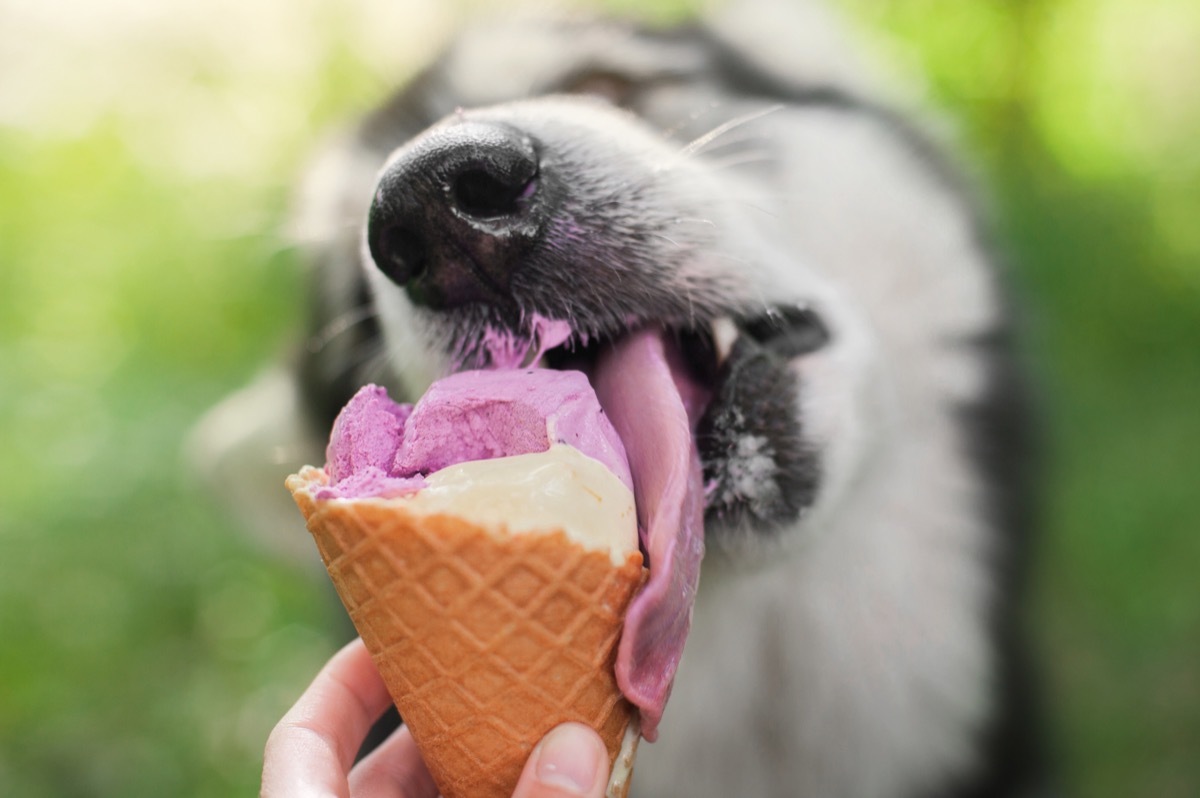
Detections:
287,466,645,798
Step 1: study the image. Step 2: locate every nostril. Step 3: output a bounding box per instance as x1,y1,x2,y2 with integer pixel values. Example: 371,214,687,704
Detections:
371,224,427,286
366,121,544,305
451,167,537,220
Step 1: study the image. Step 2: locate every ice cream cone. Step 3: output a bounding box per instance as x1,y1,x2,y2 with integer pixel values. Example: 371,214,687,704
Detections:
287,466,645,798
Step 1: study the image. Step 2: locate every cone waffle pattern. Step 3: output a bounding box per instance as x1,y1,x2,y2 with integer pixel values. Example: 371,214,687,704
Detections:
288,467,644,798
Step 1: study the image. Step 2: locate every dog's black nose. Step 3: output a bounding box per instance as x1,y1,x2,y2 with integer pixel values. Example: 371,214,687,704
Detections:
367,120,544,309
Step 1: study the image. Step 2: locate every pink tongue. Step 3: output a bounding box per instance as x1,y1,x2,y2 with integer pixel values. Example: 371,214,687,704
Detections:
592,329,708,742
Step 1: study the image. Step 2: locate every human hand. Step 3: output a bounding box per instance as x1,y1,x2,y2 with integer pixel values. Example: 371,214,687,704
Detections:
262,638,612,798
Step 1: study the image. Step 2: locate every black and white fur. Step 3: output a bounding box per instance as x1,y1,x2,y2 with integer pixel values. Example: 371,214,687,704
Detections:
193,1,1050,795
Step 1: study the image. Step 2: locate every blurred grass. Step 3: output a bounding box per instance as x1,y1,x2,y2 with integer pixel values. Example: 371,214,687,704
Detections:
1,0,1197,795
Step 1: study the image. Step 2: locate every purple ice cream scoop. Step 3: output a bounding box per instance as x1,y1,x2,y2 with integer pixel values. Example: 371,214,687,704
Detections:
325,385,411,482
318,368,632,499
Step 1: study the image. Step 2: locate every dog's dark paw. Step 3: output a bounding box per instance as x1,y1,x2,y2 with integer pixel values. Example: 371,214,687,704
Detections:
696,307,826,533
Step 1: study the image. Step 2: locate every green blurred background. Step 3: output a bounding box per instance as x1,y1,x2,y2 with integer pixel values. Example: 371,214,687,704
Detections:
1,0,1196,795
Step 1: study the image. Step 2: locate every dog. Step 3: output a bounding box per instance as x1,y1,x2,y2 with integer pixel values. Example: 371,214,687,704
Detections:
192,1,1051,795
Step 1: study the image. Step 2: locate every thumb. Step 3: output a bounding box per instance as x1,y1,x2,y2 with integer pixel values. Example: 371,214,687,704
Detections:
512,723,610,798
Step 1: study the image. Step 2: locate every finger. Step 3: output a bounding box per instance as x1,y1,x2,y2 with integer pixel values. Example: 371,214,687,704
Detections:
261,638,394,798
512,723,610,798
348,723,439,798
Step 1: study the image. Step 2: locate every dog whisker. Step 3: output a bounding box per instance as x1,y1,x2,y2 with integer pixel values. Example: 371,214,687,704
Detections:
672,216,718,228
650,232,685,249
689,132,773,158
679,104,784,158
699,151,778,172
660,99,727,142
359,346,394,385
305,304,378,354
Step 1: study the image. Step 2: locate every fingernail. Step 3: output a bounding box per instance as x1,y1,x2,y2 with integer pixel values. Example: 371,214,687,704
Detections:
535,723,601,794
